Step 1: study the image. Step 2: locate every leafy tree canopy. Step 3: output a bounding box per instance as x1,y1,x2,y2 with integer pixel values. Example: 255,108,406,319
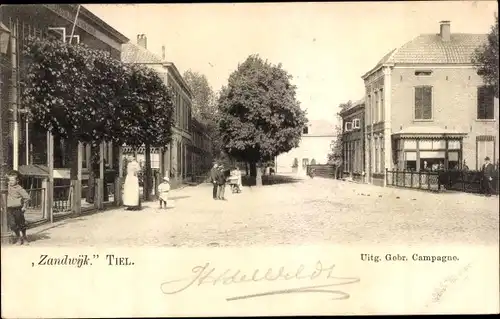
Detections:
120,64,175,148
217,54,308,163
472,13,499,97
22,37,124,143
183,69,217,122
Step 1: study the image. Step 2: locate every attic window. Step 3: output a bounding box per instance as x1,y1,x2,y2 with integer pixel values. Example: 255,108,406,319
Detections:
415,70,432,76
303,126,309,134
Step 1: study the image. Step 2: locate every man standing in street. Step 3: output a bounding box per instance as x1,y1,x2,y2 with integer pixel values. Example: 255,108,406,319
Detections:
217,164,228,201
481,157,495,197
210,162,219,200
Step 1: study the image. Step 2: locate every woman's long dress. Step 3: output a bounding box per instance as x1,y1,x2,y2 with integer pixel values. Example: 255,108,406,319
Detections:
123,160,140,207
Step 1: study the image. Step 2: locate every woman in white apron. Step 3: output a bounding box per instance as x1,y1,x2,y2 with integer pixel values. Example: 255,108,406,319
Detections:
123,157,141,210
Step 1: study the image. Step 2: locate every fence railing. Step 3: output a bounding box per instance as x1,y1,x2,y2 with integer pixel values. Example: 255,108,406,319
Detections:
386,169,440,191
53,184,73,213
386,169,499,195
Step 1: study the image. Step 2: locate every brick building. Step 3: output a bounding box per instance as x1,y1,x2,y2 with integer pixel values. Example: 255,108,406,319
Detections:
1,4,128,173
190,117,213,180
121,35,212,186
340,98,365,181
362,20,498,186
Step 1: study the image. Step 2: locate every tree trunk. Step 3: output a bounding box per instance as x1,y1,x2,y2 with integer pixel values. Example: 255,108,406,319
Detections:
245,162,249,176
249,162,257,177
144,143,152,201
256,162,263,186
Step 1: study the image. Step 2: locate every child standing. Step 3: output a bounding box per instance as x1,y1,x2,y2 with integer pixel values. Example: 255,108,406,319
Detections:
6,170,31,245
157,176,171,209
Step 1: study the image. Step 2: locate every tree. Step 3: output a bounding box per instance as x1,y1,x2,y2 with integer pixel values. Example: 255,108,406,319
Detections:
120,64,175,200
327,101,351,177
472,13,499,98
217,55,308,185
22,37,131,209
183,70,217,120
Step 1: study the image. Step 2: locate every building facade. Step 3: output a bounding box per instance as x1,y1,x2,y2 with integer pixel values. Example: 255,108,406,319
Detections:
362,20,499,186
1,4,129,174
121,35,202,187
190,117,213,179
275,119,336,175
340,99,365,182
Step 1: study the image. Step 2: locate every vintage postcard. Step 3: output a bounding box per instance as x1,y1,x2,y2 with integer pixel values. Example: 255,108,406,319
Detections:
1,1,499,317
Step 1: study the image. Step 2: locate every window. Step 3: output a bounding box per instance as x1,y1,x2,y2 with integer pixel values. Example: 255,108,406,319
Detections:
344,122,352,131
302,126,309,134
374,91,379,123
414,86,432,120
415,70,433,76
477,86,495,120
352,119,360,129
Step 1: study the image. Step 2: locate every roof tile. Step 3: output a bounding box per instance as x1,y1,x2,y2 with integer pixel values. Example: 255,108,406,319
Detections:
121,42,163,64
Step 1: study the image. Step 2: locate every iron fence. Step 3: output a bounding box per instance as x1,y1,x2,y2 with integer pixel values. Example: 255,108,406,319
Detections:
53,184,72,213
386,169,499,195
386,169,440,191
438,169,499,195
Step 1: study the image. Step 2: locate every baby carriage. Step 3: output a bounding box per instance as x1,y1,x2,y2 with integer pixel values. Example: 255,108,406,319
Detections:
227,175,242,193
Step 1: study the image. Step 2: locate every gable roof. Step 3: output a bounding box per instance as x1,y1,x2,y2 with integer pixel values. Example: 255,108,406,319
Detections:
363,33,487,79
121,42,163,64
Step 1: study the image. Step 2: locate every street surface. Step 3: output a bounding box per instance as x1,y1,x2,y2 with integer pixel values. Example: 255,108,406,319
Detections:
22,176,499,247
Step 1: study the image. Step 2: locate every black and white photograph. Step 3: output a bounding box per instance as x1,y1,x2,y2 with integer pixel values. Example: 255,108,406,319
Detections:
1,1,498,317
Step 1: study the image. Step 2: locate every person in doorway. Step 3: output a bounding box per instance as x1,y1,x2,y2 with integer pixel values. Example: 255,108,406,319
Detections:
123,156,141,209
6,170,31,245
157,176,171,209
210,162,219,200
481,156,494,197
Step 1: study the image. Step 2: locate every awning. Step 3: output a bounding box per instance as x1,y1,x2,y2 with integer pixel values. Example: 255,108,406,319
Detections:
392,126,468,139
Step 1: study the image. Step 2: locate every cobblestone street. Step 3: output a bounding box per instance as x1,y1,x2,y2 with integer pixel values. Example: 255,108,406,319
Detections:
24,176,499,247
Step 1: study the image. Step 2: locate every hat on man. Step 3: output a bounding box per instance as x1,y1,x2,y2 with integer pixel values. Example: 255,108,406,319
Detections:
485,156,491,161
163,176,170,182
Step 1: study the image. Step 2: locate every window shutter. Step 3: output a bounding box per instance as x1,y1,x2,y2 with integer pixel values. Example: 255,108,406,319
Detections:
415,87,423,119
422,86,432,119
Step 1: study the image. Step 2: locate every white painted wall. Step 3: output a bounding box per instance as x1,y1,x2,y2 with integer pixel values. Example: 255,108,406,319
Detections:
276,135,335,174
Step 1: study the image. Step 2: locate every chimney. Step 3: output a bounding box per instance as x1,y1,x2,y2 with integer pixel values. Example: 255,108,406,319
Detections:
162,45,165,60
439,21,451,42
137,34,147,49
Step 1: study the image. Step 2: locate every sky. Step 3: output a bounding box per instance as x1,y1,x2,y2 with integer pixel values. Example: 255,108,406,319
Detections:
85,1,497,123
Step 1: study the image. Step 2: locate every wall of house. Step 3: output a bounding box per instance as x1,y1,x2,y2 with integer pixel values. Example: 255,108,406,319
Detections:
276,135,335,174
391,66,500,169
342,107,365,175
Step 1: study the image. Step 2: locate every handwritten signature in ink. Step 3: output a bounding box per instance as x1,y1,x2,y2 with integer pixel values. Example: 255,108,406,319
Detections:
160,261,360,301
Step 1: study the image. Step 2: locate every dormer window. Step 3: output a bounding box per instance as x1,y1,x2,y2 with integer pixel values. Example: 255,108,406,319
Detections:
302,126,309,134
415,70,433,76
352,119,360,129
345,122,352,131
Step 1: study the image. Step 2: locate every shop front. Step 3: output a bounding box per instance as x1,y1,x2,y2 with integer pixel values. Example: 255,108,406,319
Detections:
392,127,467,171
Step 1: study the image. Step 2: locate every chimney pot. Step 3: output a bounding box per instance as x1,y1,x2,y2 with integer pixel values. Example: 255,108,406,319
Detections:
137,34,147,49
162,45,166,60
439,20,451,42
